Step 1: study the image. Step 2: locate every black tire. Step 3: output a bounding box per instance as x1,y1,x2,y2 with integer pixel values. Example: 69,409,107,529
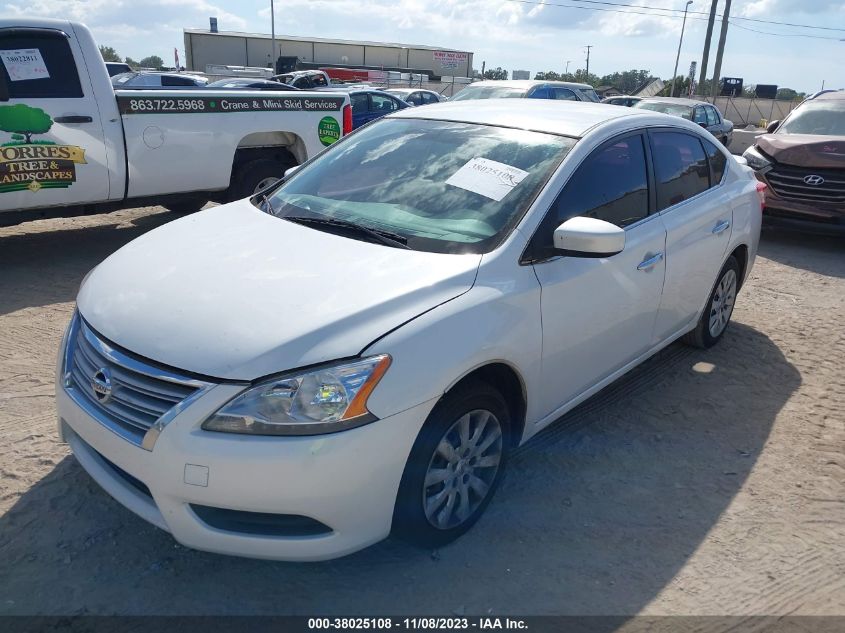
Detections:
683,255,740,349
163,199,207,215
229,158,293,201
392,380,511,548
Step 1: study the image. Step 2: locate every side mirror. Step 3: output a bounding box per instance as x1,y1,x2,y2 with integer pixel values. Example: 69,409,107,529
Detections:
284,165,300,179
699,122,708,128
553,216,625,258
766,120,780,134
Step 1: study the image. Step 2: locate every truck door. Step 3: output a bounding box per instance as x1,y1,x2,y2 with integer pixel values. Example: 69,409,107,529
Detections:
0,27,110,212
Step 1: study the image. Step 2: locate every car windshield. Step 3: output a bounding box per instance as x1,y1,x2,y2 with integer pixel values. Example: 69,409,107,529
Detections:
451,86,527,101
634,101,693,119
265,119,575,254
779,101,845,135
578,88,600,102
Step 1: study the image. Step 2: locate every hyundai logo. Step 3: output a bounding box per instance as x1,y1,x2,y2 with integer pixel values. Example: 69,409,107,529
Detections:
803,174,825,186
91,367,113,404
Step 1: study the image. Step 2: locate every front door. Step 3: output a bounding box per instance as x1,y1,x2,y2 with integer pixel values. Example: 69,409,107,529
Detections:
527,132,667,417
0,27,110,212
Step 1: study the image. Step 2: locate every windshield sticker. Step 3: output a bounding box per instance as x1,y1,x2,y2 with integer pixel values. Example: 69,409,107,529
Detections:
318,116,341,146
0,49,49,82
0,105,87,193
445,157,529,202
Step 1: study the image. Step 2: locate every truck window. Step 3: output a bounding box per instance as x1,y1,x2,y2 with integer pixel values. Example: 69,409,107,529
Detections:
0,29,83,98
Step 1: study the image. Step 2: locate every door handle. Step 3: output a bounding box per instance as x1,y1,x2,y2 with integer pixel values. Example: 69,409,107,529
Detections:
54,115,93,124
637,252,664,271
711,220,731,235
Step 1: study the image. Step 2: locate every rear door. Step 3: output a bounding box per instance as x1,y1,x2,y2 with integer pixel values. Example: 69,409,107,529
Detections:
528,132,667,416
0,27,110,211
651,130,733,342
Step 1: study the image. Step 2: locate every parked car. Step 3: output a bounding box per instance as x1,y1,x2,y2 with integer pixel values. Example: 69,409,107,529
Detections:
742,89,845,232
57,99,762,561
349,89,411,128
634,97,733,146
0,19,351,227
274,70,331,90
602,95,642,107
105,62,132,77
111,71,209,88
206,78,300,91
451,80,600,103
383,88,446,106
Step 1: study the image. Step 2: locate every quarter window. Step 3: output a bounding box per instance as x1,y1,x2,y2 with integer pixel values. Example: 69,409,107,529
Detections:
529,134,649,261
0,29,83,98
651,131,710,210
702,138,727,185
693,107,707,125
369,94,398,112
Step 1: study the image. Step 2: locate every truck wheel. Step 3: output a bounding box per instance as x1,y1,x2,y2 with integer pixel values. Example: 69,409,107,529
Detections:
230,159,292,201
164,199,207,215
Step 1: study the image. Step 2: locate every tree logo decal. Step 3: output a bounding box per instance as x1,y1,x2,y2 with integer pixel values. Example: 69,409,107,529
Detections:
0,104,87,193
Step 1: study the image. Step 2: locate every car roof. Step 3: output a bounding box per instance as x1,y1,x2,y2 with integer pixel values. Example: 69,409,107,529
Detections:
465,80,595,90
386,99,660,137
386,88,433,94
639,97,706,107
811,90,845,101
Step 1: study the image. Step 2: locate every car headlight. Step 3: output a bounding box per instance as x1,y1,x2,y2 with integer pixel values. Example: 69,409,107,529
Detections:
742,146,772,171
202,355,391,436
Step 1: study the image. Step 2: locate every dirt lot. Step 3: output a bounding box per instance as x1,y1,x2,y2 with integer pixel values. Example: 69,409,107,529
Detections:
0,207,843,616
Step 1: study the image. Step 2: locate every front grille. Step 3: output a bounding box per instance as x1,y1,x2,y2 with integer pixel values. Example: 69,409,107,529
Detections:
65,315,210,447
766,164,845,204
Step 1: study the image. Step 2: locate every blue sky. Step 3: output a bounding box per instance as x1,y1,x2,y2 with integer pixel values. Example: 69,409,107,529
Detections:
2,0,842,93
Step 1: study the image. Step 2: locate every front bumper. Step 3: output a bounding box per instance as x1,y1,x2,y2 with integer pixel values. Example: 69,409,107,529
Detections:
56,345,436,561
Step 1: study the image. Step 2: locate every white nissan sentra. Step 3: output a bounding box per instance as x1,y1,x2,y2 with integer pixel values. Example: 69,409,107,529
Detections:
56,101,763,561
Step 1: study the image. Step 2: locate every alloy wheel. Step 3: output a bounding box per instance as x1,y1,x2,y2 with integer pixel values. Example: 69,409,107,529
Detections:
708,268,737,338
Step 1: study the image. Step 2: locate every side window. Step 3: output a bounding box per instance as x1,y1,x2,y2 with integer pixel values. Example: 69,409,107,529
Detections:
0,29,83,98
407,92,423,105
706,106,719,126
369,94,398,112
350,93,368,114
529,135,649,261
651,131,711,210
702,138,727,185
693,107,707,124
423,92,439,104
552,88,577,101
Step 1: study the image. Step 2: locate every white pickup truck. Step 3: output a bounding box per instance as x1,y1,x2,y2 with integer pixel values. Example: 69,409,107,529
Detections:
0,19,352,226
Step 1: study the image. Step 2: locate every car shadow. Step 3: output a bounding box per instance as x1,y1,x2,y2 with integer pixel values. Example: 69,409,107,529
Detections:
759,224,845,278
0,210,175,317
0,322,799,616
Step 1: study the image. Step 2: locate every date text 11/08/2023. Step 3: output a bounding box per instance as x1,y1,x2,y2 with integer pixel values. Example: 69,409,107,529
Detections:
307,618,529,630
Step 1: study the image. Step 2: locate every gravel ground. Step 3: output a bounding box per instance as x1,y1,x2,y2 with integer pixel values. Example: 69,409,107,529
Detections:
0,207,843,616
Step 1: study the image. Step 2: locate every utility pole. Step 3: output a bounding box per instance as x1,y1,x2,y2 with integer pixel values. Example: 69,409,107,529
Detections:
709,0,732,102
585,45,592,78
671,1,693,98
565,60,571,74
698,0,718,97
270,0,277,70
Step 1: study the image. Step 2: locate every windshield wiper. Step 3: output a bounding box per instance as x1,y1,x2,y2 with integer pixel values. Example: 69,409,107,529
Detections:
284,215,411,249
256,193,277,214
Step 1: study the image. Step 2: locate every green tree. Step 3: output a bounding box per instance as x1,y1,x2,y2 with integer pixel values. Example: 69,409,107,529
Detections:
99,45,122,62
483,67,508,80
776,88,799,101
139,55,164,69
124,57,140,69
0,104,53,143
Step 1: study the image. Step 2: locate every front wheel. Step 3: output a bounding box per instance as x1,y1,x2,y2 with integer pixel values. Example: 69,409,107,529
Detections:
229,158,293,201
683,255,740,349
392,380,511,548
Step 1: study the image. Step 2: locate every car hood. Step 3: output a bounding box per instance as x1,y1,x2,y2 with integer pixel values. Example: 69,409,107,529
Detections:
77,202,481,381
757,134,845,169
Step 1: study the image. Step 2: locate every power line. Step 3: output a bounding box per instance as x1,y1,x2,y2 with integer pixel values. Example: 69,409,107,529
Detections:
504,0,845,33
728,20,844,41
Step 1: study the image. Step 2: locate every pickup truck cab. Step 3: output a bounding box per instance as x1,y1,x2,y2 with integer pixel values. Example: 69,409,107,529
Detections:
0,19,351,226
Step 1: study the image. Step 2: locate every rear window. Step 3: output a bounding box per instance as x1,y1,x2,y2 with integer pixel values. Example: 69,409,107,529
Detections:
578,88,600,102
0,29,83,98
635,101,693,120
451,86,527,101
651,131,710,210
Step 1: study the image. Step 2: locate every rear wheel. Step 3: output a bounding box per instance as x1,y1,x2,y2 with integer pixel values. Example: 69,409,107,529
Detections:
392,380,510,548
229,158,294,201
683,255,740,349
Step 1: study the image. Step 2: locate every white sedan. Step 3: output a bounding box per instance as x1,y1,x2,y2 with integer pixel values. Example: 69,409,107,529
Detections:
56,100,763,561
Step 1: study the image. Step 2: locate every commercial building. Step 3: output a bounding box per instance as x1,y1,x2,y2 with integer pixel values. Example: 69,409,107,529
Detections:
183,29,473,79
